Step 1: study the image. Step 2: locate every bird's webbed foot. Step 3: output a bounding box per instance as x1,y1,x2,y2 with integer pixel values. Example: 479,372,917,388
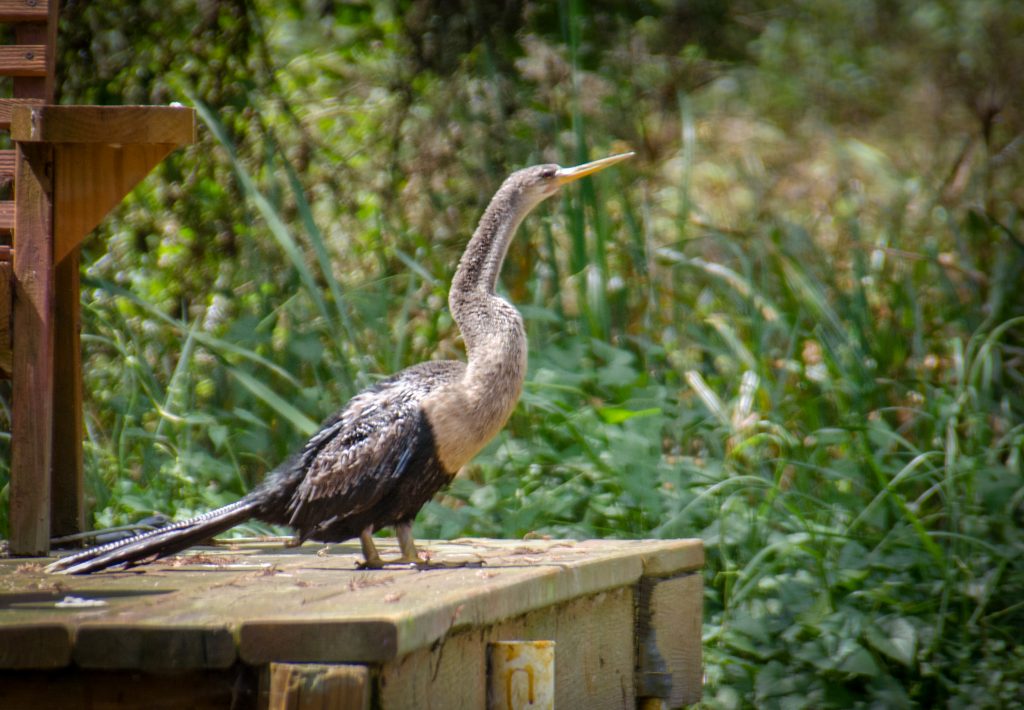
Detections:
355,523,483,569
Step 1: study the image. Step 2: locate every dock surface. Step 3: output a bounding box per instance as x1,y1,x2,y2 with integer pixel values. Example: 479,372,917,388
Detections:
1,537,703,709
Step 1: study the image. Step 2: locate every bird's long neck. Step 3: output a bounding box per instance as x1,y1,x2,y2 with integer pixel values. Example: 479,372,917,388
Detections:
449,182,531,358
424,182,533,474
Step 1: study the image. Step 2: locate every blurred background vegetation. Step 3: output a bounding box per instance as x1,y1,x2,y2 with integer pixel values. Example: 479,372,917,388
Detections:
2,0,1023,706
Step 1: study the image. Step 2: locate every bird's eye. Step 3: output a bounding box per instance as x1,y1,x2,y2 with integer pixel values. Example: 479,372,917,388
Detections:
540,166,557,179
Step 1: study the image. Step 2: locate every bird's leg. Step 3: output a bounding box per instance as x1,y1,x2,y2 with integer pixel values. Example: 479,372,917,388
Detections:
357,526,386,569
395,521,426,565
397,522,485,569
357,523,483,569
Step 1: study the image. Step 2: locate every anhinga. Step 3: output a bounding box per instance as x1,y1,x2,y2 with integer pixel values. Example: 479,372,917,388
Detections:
47,151,633,575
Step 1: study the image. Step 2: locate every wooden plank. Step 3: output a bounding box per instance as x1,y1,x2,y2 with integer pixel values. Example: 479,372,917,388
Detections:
378,586,636,709
0,668,257,710
10,141,54,556
0,0,50,22
0,45,47,77
0,259,10,378
0,98,44,129
636,573,703,707
10,105,197,145
74,624,237,671
50,247,84,538
1,539,702,670
236,539,691,665
0,624,70,669
265,663,370,710
0,201,13,231
0,149,15,183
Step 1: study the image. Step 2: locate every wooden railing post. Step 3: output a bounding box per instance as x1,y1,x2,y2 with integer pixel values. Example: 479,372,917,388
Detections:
10,140,55,555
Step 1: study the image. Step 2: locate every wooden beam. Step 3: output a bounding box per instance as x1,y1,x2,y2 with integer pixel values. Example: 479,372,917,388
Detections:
0,0,50,22
10,141,54,556
265,664,370,710
635,574,704,707
11,105,197,145
0,45,47,77
0,98,44,129
51,246,83,537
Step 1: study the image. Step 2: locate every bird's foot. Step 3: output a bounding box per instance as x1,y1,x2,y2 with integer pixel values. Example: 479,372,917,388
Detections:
411,558,486,569
356,554,485,570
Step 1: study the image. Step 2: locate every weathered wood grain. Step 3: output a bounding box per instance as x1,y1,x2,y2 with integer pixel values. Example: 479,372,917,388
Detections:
1,540,703,706
636,573,703,707
264,663,370,710
379,587,636,709
2,539,702,671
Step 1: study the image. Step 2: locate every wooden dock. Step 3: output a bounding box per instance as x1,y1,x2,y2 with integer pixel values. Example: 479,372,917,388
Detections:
0,537,703,709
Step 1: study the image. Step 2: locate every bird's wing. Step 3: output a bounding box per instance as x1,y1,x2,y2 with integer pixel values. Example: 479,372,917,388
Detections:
282,360,465,529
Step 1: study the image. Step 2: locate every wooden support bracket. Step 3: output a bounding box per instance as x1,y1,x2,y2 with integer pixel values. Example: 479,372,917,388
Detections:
7,103,195,554
11,105,197,263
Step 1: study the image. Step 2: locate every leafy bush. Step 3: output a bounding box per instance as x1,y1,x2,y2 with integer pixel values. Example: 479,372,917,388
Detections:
2,1,1022,706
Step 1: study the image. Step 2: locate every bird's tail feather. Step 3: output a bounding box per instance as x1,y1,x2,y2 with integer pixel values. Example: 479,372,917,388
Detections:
45,498,259,575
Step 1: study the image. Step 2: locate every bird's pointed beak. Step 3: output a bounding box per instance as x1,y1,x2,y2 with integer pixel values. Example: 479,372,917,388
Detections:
555,151,634,186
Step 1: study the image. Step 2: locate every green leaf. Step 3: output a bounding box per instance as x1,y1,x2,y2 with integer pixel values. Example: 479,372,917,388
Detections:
596,406,662,424
230,367,318,437
865,617,918,668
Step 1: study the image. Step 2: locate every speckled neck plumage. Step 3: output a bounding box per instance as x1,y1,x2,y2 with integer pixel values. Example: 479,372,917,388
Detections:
423,176,538,473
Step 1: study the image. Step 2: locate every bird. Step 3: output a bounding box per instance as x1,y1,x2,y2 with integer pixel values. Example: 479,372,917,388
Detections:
46,151,633,575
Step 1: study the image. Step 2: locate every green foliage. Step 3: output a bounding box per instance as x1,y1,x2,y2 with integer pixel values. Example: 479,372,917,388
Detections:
1,0,1022,706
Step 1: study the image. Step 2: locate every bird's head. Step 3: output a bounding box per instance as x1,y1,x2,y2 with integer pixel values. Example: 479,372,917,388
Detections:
506,152,634,210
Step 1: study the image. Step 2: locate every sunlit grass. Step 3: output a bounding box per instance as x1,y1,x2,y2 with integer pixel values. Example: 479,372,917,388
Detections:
0,2,1021,707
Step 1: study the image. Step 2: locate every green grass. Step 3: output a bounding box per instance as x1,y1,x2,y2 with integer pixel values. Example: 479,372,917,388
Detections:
2,1,1023,706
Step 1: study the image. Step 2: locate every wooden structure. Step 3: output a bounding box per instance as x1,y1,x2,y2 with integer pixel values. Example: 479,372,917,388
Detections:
0,1,196,554
0,538,703,708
